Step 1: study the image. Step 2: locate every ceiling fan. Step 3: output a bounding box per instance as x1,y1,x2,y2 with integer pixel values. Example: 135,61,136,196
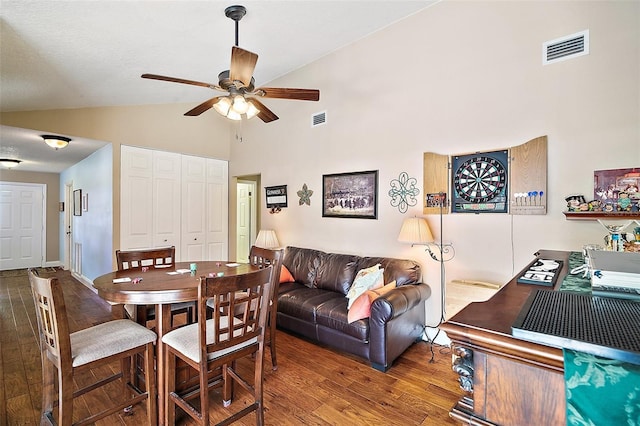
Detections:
141,5,320,123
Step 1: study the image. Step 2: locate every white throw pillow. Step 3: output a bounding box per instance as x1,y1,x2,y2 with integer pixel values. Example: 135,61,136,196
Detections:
346,264,384,309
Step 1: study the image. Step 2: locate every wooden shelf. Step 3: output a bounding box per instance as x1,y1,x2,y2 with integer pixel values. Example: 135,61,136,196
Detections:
563,211,640,221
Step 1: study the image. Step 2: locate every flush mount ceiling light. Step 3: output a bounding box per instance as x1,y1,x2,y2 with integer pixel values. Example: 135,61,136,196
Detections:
42,135,71,150
0,159,22,169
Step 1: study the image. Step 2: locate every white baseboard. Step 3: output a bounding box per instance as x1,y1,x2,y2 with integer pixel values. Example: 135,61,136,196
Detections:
71,271,98,294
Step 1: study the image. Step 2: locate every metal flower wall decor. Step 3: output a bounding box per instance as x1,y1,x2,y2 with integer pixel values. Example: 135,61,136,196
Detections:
389,172,420,213
297,183,313,206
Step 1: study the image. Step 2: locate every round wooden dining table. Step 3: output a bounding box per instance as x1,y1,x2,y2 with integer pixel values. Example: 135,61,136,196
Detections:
93,261,260,425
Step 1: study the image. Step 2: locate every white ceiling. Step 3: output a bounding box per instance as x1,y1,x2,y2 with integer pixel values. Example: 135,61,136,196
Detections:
0,0,437,173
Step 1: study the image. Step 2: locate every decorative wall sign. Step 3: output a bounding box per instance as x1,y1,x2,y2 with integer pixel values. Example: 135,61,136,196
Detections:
389,172,419,213
73,189,82,216
265,185,287,209
322,170,378,219
452,150,508,213
297,183,313,206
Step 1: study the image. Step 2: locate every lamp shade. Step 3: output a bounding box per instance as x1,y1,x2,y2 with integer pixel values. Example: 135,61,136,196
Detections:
255,229,280,249
398,217,434,245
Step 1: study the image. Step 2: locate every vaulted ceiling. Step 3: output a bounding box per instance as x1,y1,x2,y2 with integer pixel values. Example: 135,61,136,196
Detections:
1,1,437,172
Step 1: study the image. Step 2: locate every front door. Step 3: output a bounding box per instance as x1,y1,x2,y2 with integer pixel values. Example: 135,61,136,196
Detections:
0,182,44,270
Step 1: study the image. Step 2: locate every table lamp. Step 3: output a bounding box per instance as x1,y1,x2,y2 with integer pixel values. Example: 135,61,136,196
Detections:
255,229,280,249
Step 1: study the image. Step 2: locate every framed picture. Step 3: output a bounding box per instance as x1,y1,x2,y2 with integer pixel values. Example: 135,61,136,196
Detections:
73,189,82,216
82,193,88,212
265,185,288,209
322,170,378,219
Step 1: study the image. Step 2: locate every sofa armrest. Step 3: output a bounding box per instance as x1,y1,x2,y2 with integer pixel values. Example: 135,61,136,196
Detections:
370,283,431,324
368,283,431,371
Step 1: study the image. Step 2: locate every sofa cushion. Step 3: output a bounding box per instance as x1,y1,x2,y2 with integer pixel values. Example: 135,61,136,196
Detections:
315,297,369,342
277,284,344,323
316,252,359,294
357,256,421,286
283,247,358,294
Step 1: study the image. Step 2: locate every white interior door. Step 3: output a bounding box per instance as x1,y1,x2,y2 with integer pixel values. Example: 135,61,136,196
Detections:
181,155,206,261
236,181,255,262
0,182,44,270
205,159,228,261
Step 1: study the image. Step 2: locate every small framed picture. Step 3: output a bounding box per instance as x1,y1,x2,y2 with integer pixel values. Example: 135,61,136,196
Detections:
73,189,82,216
322,170,378,219
82,193,88,212
265,185,288,209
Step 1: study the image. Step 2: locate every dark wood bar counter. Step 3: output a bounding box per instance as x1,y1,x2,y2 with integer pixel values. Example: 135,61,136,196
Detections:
440,249,571,426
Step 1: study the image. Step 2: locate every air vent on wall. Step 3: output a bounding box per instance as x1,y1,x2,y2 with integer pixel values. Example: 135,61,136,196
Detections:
311,111,326,127
543,30,589,65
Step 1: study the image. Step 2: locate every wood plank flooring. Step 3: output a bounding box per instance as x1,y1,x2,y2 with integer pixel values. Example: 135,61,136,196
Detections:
0,268,461,425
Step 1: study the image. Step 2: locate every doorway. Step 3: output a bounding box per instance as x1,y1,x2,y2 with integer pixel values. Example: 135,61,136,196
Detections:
0,182,45,270
236,179,257,262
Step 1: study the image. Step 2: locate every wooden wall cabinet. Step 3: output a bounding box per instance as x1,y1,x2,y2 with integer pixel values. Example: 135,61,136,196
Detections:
423,136,548,215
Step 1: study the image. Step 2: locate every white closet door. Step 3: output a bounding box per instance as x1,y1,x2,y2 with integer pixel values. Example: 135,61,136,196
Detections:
0,183,44,270
206,159,228,261
152,150,181,256
120,146,153,249
181,155,206,261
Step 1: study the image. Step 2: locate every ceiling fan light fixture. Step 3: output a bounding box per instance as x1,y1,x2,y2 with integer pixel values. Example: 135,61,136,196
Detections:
246,101,260,119
226,109,242,121
213,97,232,116
0,158,22,169
232,95,249,114
42,135,71,150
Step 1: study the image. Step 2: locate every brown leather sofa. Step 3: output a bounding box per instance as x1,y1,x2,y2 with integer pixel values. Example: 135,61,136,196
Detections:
276,246,431,371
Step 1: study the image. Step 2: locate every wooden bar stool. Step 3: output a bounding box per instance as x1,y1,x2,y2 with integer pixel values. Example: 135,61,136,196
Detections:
28,269,157,425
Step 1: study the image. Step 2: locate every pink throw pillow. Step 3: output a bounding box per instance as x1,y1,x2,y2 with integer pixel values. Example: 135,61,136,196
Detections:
347,281,397,323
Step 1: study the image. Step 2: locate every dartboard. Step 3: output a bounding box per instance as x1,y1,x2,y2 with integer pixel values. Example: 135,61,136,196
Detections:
453,155,507,203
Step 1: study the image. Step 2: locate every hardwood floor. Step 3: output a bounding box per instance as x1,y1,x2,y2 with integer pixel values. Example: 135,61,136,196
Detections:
0,268,461,425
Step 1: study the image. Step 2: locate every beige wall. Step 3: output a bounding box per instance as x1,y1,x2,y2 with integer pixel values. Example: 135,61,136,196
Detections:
1,1,638,325
1,103,232,256
229,1,640,324
0,169,60,262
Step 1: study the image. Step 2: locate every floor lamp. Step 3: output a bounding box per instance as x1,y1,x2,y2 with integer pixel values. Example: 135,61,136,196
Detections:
398,204,455,339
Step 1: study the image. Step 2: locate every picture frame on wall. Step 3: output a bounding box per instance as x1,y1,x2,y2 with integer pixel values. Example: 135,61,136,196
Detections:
322,170,378,219
73,189,82,216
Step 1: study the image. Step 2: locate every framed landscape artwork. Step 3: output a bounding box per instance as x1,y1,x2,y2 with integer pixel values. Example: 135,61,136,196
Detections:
322,170,378,219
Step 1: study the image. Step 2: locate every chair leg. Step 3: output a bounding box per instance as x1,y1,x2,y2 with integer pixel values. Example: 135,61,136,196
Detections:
143,343,157,426
165,347,176,426
269,307,278,371
222,362,233,407
254,351,265,425
58,367,74,425
40,356,55,421
121,357,132,399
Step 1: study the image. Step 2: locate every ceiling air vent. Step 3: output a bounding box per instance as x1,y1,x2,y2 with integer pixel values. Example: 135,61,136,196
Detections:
543,30,589,65
311,111,326,128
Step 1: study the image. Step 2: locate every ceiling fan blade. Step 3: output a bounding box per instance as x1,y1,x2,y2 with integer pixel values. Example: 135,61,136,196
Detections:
141,73,220,90
248,98,279,123
229,46,258,88
255,87,320,101
184,97,224,116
